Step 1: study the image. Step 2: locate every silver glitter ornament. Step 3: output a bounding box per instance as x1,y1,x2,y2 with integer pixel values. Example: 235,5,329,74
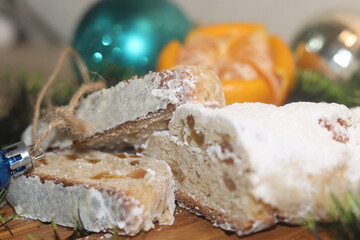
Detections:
293,10,360,83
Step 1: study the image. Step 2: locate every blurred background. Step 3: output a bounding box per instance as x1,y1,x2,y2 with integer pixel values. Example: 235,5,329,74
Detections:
7,0,360,43
2,0,360,146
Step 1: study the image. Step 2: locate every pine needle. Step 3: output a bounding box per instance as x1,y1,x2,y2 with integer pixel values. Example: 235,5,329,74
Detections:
289,69,360,107
304,192,360,240
0,211,26,236
51,221,61,240
27,234,36,240
109,228,120,240
0,188,7,207
65,200,91,240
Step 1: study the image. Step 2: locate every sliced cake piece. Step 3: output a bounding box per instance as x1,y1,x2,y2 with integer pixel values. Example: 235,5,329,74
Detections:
23,65,225,151
6,151,175,236
143,102,360,236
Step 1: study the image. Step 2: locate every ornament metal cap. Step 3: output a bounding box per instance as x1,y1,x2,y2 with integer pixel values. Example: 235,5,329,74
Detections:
2,141,45,177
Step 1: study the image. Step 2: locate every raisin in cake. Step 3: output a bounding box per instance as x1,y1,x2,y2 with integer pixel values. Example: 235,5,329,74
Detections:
143,102,360,235
6,151,175,236
23,65,225,151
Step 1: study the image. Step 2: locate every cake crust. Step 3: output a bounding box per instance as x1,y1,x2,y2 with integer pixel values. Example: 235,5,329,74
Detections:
176,191,276,235
73,104,176,151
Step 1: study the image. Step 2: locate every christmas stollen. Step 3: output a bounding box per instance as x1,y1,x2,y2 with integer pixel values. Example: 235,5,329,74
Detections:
143,102,360,236
6,151,175,236
22,65,225,152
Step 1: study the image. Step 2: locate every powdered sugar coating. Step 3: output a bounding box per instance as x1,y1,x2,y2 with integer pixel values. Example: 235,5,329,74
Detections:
170,102,360,221
7,151,176,236
76,66,224,136
7,176,144,234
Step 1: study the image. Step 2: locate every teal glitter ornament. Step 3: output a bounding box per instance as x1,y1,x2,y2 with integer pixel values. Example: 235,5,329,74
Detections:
72,0,192,85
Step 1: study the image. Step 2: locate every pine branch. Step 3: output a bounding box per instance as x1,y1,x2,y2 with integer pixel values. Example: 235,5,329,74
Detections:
289,69,360,107
304,193,360,240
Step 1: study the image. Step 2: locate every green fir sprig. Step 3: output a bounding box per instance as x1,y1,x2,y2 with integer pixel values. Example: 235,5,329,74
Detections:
289,69,360,107
303,192,360,240
0,210,27,237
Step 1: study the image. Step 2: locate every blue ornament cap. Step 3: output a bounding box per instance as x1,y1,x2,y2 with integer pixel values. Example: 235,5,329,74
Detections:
72,0,193,85
0,141,41,189
0,149,11,189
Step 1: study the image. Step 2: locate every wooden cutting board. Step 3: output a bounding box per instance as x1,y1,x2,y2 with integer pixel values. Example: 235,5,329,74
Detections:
0,203,330,240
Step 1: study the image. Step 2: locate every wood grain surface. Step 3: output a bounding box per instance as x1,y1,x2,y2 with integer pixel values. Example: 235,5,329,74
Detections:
0,203,330,240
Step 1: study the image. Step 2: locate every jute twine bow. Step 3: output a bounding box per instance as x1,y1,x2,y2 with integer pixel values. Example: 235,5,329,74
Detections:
32,47,105,154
